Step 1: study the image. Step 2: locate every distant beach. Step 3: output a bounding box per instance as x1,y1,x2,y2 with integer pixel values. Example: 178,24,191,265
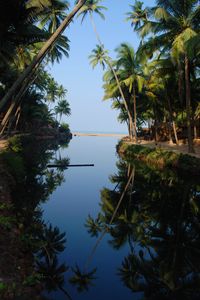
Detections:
72,132,127,137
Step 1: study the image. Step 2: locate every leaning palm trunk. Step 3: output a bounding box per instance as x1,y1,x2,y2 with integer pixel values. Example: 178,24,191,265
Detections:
185,55,194,153
0,0,87,113
0,64,40,134
107,60,134,140
89,12,134,140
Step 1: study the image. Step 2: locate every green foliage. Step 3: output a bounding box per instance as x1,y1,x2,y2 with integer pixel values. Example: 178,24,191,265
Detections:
0,151,25,180
118,141,200,174
8,136,23,153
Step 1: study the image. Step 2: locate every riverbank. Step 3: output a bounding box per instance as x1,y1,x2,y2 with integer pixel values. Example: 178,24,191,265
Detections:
121,139,200,159
118,140,200,175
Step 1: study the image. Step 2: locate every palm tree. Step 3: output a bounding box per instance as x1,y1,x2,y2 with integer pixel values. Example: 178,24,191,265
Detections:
115,43,145,142
38,0,70,63
76,0,107,45
126,0,148,32
57,84,68,99
127,0,200,152
38,0,69,33
89,45,135,140
55,99,71,123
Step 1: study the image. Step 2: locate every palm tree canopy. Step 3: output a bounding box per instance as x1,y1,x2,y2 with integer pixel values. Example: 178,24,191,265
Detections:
76,0,107,23
55,99,71,116
116,43,144,93
129,0,200,60
89,45,109,70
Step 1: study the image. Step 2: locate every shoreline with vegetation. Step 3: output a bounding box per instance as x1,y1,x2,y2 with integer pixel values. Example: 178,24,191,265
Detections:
117,140,200,175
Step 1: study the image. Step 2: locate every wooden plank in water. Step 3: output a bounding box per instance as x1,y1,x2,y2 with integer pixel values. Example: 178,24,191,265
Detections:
47,164,94,168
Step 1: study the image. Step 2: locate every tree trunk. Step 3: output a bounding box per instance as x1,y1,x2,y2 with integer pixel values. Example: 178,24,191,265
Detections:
107,60,133,140
89,12,102,46
178,60,184,106
185,55,194,153
0,0,87,112
133,88,137,143
166,96,179,145
0,65,39,134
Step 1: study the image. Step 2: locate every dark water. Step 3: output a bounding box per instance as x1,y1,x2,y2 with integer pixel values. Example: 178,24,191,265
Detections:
42,136,136,300
1,135,200,300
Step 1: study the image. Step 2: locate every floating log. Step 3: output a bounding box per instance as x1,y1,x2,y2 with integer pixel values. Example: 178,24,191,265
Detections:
47,164,94,168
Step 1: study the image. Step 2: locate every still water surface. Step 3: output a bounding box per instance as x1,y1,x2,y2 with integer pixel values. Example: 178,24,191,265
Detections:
42,136,136,299
2,135,200,299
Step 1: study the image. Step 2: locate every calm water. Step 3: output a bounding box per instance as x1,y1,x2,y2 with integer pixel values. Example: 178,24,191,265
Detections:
2,135,200,299
42,136,136,300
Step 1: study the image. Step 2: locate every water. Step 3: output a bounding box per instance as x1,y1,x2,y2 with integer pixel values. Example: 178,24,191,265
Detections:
42,136,136,300
1,135,200,299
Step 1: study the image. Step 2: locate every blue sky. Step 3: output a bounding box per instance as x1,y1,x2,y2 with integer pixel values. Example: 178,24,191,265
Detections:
50,0,155,133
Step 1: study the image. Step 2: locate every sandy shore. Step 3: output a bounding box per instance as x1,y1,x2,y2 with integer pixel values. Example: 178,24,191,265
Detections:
72,132,127,137
73,133,200,158
125,139,200,159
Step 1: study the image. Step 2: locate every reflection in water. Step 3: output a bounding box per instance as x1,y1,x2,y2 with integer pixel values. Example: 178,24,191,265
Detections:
0,136,71,300
1,136,200,299
86,158,200,299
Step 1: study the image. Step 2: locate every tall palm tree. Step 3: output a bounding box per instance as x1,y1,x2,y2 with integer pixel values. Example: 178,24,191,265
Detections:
116,43,145,142
78,0,137,140
89,45,135,140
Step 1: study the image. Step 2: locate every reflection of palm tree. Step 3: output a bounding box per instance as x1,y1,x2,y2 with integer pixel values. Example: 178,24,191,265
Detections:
69,265,97,292
86,155,200,298
39,224,66,262
37,256,71,299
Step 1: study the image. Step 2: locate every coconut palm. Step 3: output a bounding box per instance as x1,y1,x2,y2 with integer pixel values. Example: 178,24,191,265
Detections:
37,0,70,63
126,0,148,32
89,45,135,140
76,0,107,45
115,43,145,142
57,84,67,99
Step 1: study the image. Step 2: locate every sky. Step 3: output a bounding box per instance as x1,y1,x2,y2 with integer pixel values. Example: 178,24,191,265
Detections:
50,0,155,133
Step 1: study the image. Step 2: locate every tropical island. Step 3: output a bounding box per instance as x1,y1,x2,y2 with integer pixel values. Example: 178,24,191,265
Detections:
0,0,200,299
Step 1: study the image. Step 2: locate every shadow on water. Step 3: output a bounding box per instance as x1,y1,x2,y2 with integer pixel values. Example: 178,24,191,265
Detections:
1,136,200,299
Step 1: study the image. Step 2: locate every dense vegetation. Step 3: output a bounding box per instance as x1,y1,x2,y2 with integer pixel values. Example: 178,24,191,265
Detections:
86,0,200,153
0,0,86,138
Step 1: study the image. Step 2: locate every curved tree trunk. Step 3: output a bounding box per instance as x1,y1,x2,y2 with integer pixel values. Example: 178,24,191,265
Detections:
0,0,87,112
185,55,194,153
